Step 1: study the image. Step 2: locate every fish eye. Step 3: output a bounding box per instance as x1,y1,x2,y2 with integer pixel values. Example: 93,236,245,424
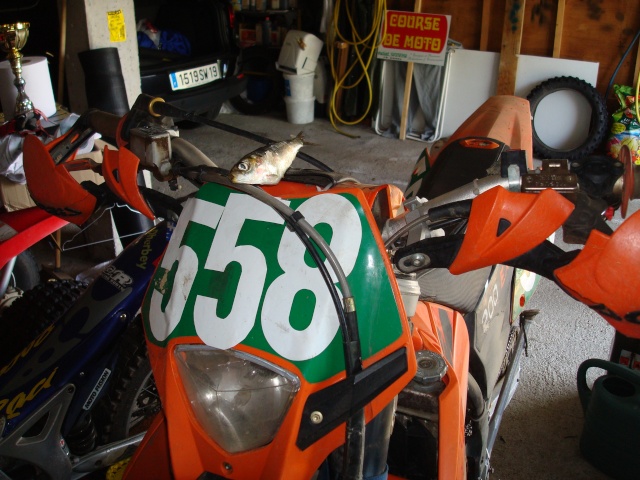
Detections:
237,161,250,171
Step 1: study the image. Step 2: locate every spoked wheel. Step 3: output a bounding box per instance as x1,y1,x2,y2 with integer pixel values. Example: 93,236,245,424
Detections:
527,76,608,160
230,46,282,115
0,250,42,312
97,317,160,443
11,250,41,292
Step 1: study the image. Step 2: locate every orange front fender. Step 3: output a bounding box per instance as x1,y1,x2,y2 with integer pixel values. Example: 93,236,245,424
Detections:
122,412,172,480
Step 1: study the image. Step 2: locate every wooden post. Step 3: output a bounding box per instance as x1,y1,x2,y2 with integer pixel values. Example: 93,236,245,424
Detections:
335,42,349,118
635,39,640,89
398,0,423,140
480,0,491,51
54,0,68,270
497,0,526,95
552,0,566,58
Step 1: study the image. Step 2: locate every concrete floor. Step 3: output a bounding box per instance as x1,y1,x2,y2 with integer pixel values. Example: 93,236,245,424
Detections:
46,107,620,479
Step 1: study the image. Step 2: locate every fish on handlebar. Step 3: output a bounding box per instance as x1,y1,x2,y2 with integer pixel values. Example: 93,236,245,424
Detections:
229,131,304,185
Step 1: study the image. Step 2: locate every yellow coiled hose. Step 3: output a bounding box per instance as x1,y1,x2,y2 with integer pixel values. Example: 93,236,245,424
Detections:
327,0,387,137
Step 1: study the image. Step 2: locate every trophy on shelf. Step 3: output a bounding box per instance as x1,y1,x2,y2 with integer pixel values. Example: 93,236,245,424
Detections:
0,22,35,123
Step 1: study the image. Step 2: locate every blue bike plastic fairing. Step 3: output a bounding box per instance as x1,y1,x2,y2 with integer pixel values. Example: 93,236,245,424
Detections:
0,222,172,438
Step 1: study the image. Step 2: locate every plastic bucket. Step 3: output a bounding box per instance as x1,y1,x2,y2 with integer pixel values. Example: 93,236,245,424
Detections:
284,96,315,124
284,72,315,99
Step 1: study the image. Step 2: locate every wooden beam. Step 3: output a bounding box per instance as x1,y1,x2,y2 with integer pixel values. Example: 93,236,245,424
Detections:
635,38,640,89
334,42,349,118
480,0,491,51
497,0,526,95
552,0,566,58
398,0,423,140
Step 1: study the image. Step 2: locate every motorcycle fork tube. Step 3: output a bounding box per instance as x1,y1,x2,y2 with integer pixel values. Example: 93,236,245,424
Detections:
362,400,396,478
337,400,395,479
0,256,17,297
487,314,532,454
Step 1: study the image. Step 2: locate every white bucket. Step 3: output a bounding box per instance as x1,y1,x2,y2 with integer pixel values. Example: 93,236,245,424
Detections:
396,276,421,318
285,96,315,124
284,72,315,99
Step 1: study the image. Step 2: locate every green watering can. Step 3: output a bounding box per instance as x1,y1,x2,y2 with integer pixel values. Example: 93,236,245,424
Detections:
577,358,640,480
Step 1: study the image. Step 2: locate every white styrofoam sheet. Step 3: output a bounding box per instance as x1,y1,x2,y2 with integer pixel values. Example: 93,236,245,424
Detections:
439,51,599,148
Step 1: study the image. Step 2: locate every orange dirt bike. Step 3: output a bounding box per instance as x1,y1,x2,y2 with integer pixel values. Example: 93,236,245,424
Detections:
50,94,639,480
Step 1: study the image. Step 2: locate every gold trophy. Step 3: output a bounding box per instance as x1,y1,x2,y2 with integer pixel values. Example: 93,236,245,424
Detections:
0,22,34,118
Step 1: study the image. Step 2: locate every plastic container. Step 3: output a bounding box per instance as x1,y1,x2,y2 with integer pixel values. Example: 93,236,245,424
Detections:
276,30,324,75
577,358,640,479
262,17,271,46
283,72,314,99
284,95,315,124
284,72,314,98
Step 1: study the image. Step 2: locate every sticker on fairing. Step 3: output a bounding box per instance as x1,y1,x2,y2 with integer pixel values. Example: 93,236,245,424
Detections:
512,268,540,321
404,148,431,199
143,183,403,383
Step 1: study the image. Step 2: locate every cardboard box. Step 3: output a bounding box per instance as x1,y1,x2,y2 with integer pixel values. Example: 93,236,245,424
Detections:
0,150,104,212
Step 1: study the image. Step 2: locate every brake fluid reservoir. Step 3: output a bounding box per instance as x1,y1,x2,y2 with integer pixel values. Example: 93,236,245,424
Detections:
396,274,420,318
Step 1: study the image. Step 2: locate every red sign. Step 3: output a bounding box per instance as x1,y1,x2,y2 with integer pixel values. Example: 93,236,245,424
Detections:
378,11,451,66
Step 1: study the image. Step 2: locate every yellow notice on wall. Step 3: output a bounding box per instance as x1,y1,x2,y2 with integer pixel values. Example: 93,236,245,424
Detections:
107,10,126,43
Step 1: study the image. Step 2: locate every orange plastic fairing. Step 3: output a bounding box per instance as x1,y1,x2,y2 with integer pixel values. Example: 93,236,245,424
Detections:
141,182,416,479
22,134,96,225
438,95,533,169
122,411,172,480
411,301,469,480
450,187,574,274
102,145,155,220
555,208,640,338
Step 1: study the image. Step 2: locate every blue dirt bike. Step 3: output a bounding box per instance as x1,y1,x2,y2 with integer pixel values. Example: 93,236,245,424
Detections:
0,110,184,479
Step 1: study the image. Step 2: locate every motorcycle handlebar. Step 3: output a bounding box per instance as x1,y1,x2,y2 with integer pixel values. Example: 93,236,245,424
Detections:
86,110,121,141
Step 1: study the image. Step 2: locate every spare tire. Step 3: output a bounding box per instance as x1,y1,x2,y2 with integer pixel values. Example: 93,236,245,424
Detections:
527,76,608,160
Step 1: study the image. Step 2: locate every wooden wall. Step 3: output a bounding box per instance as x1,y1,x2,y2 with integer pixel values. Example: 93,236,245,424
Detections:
390,0,640,100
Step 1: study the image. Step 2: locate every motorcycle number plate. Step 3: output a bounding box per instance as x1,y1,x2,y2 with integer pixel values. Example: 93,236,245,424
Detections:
143,183,404,383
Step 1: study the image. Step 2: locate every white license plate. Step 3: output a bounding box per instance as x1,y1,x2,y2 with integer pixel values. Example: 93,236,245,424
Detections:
169,62,221,91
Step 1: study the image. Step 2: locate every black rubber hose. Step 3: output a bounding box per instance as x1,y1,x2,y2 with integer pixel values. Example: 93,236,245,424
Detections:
150,100,334,172
467,373,485,420
605,28,640,102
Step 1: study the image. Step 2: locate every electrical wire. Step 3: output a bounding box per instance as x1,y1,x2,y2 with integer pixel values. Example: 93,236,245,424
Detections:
636,67,640,128
326,0,387,137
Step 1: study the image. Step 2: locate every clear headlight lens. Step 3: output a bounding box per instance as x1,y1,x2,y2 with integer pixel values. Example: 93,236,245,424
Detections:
174,345,300,454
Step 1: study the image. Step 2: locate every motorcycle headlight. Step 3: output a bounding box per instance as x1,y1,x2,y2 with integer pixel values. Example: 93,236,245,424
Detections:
174,345,300,454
